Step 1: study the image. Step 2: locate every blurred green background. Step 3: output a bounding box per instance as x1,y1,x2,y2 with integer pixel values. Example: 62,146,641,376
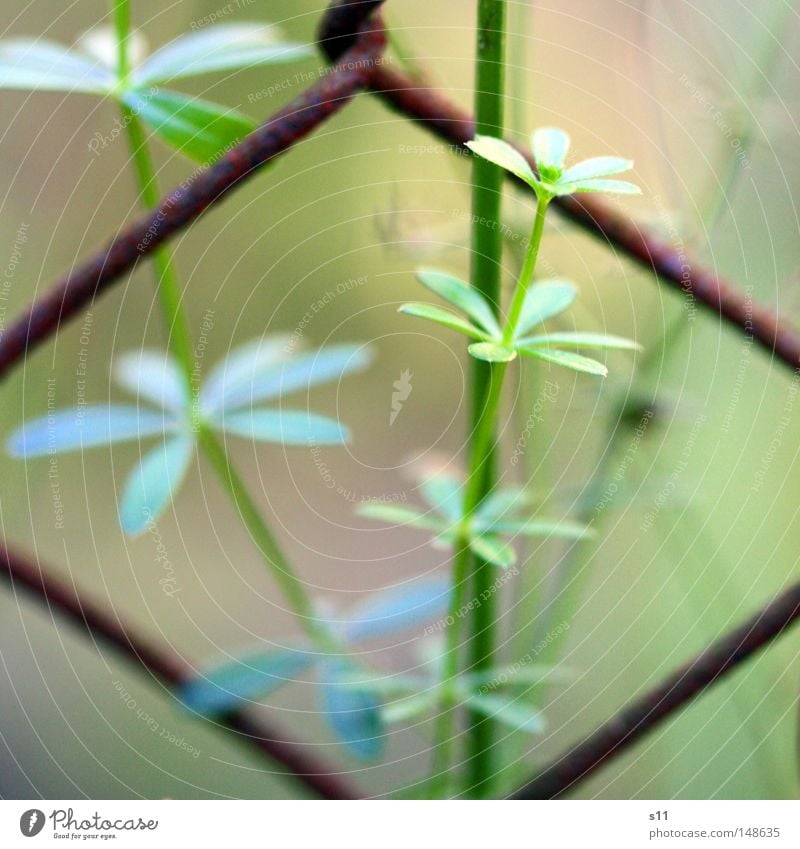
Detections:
0,0,798,799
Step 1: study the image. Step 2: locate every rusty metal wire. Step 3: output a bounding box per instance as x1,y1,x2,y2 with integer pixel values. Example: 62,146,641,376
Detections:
1,0,798,799
0,543,359,800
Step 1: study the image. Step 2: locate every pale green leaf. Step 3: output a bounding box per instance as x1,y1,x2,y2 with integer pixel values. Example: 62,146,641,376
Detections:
114,349,190,412
0,38,114,93
484,518,592,539
199,335,294,415
418,473,463,521
467,342,517,363
519,346,608,377
119,435,193,534
319,662,384,760
207,344,371,413
122,87,255,164
340,575,452,642
466,691,545,734
468,533,517,568
179,646,315,715
220,409,349,445
560,156,633,184
557,178,641,196
399,303,487,340
515,279,578,336
357,503,446,533
465,135,536,186
518,332,640,351
416,268,501,336
7,405,171,457
134,23,311,86
531,127,570,175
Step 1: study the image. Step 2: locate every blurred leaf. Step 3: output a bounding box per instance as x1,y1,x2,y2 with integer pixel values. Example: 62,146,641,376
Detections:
468,533,517,569
210,344,371,412
133,23,310,86
0,38,113,93
416,268,501,335
468,342,517,363
475,486,531,522
559,178,640,196
418,473,463,521
382,690,439,725
114,349,189,412
119,436,193,534
220,408,348,445
465,135,536,186
122,87,255,163
180,646,315,715
519,346,608,377
465,691,545,734
357,503,446,532
199,336,293,415
560,156,634,184
531,127,570,175
318,663,385,760
518,331,640,351
398,303,486,340
7,405,171,457
341,574,452,642
516,279,577,336
482,518,591,539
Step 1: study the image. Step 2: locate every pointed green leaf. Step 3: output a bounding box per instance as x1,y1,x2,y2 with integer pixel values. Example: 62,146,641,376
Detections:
557,178,641,196
516,279,578,336
0,38,114,93
357,502,446,532
382,690,439,725
399,303,487,340
180,646,315,715
468,342,517,363
466,691,545,734
519,346,608,377
114,350,190,412
531,127,570,175
560,156,633,184
220,409,349,445
133,23,311,86
318,662,385,760
416,269,501,336
340,575,452,642
7,405,171,457
518,332,640,351
199,335,293,414
208,344,371,413
465,135,536,186
475,486,531,523
468,533,517,569
418,473,463,521
119,436,193,534
122,88,255,164
484,518,592,539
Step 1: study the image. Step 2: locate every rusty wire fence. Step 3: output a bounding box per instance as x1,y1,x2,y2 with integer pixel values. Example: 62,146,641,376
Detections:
1,0,799,800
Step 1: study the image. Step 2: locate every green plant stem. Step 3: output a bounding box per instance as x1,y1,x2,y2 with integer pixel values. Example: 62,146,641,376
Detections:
111,1,327,651
430,198,549,797
502,197,548,344
465,0,507,798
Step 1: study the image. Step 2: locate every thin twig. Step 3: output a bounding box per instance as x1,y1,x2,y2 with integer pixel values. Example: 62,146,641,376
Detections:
0,543,360,800
509,580,800,799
